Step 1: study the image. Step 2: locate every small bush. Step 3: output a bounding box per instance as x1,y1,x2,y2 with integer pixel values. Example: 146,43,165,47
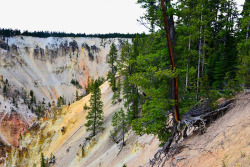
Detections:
71,79,82,89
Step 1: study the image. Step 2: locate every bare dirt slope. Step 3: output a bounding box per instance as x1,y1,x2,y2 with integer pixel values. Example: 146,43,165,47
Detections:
5,81,161,167
163,92,250,167
5,88,250,167
0,36,127,151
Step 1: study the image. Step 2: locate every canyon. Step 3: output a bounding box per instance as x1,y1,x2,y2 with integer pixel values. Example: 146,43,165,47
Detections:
0,36,249,167
0,36,127,162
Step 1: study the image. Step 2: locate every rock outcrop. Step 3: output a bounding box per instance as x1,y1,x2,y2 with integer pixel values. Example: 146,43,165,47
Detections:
0,37,127,102
0,36,128,163
0,111,29,147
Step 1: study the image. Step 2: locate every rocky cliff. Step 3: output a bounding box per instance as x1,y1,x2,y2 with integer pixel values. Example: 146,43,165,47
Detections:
0,36,128,163
0,36,126,102
4,82,250,167
4,81,160,167
1,36,249,167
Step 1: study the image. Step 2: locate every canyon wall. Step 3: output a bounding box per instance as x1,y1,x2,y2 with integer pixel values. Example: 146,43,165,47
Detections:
0,36,128,159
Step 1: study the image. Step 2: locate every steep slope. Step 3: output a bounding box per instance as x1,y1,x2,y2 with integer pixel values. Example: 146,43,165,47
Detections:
4,81,160,167
0,79,36,148
162,92,250,167
4,86,250,167
0,37,126,102
0,36,127,150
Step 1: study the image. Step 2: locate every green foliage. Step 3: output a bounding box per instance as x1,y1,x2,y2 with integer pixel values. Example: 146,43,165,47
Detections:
3,83,7,95
85,77,105,95
236,0,250,88
36,105,44,119
40,153,46,167
0,28,137,38
30,90,35,104
48,102,51,108
49,153,56,164
118,39,141,121
83,103,89,110
76,90,79,100
111,0,246,144
111,108,128,145
57,96,66,108
112,78,122,104
107,43,118,94
71,79,82,89
85,80,104,137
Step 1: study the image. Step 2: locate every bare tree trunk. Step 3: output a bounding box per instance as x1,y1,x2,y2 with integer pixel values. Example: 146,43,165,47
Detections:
122,119,125,145
243,24,249,88
196,8,203,101
166,0,177,107
186,36,191,91
201,35,205,77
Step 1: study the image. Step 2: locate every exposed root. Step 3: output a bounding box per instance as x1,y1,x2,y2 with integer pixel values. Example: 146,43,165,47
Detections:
149,99,235,167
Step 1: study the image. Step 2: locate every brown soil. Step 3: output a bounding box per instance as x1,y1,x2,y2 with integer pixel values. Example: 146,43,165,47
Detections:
164,92,250,167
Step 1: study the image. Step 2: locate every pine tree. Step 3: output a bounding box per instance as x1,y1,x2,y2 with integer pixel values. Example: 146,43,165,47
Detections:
3,83,7,96
40,153,46,167
83,103,88,110
112,77,121,104
119,40,140,120
237,0,250,88
107,43,118,92
76,90,79,100
85,80,104,137
111,108,128,145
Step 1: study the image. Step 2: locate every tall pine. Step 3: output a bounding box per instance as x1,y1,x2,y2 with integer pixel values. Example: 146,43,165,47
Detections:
85,80,104,137
237,0,250,88
111,108,128,145
107,43,118,102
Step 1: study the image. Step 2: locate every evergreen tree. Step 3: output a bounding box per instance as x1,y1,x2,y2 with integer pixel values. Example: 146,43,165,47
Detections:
237,0,250,88
30,90,34,104
107,43,118,91
111,108,128,145
119,40,140,120
76,90,79,100
129,33,175,142
85,80,104,137
57,96,65,107
3,83,7,96
40,153,46,167
83,103,88,110
48,102,51,108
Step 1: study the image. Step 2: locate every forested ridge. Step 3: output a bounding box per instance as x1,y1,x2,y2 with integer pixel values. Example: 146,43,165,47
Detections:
0,28,137,38
1,0,249,166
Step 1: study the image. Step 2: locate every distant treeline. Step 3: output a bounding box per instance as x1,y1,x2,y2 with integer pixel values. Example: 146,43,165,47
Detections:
0,28,138,38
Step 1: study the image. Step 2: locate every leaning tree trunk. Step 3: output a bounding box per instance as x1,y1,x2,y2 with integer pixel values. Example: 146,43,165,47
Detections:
161,0,180,122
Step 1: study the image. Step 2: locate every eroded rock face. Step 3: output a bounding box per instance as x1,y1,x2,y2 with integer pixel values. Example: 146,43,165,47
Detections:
0,141,6,159
0,37,129,155
0,37,127,103
0,111,29,147
0,40,9,50
0,140,11,165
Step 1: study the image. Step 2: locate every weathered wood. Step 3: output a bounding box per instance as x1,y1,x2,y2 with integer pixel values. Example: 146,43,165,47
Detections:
149,99,234,167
